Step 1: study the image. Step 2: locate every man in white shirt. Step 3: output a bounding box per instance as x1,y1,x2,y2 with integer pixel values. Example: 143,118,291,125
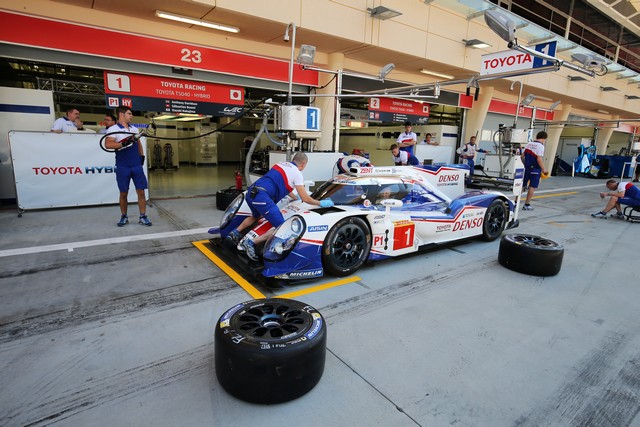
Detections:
51,107,80,133
396,121,417,155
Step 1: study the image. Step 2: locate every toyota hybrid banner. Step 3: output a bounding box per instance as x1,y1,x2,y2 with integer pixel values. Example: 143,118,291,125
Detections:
9,131,145,210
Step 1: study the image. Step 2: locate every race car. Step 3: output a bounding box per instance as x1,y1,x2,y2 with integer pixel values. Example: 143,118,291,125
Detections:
212,164,520,280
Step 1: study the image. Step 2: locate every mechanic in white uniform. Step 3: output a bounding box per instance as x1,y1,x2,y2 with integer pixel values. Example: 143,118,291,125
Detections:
51,107,80,133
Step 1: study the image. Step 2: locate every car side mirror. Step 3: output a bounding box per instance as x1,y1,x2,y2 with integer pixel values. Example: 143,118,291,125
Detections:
380,199,402,214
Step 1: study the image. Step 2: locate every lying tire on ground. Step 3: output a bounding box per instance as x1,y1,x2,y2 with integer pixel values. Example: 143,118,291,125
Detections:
216,188,243,211
215,298,327,404
498,234,564,276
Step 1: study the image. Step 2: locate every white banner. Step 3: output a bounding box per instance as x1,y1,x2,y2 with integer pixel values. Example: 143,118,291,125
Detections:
9,131,147,210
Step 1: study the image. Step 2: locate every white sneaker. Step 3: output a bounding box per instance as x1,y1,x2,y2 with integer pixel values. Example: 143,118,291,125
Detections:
522,204,534,211
591,211,607,219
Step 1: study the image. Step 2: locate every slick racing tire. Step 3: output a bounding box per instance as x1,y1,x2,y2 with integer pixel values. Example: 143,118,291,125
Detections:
482,199,508,242
216,188,243,211
498,234,564,276
215,298,327,404
322,217,372,277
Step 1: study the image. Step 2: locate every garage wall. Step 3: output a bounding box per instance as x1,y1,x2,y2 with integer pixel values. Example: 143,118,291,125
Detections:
0,87,55,201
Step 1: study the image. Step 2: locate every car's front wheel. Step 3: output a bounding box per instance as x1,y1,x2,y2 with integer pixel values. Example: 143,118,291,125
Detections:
322,217,371,276
482,199,508,241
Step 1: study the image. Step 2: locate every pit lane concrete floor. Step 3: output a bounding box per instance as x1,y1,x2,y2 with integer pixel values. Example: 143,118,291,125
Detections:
1,175,639,427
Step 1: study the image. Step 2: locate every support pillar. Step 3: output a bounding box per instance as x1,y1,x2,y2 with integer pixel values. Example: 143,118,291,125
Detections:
595,115,618,155
543,104,571,171
314,52,344,152
463,86,494,145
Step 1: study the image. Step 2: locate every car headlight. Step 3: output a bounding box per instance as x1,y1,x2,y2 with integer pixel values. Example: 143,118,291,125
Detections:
220,193,244,230
264,215,306,262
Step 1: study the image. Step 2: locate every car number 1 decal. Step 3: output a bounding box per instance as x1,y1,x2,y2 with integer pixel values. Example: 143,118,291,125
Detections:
393,222,415,250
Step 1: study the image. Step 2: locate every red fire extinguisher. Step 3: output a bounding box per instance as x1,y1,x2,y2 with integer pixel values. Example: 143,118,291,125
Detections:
235,170,243,190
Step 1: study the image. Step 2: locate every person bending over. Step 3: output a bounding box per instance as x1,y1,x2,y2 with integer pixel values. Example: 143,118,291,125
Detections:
226,151,334,260
591,179,640,219
390,144,420,166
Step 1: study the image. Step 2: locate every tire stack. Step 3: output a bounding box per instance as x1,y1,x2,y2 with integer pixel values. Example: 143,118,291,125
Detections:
215,298,327,404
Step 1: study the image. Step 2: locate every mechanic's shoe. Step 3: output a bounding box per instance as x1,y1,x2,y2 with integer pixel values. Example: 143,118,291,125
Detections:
611,211,625,220
522,204,534,211
117,215,128,227
226,229,241,245
243,239,260,261
591,211,607,219
139,214,152,226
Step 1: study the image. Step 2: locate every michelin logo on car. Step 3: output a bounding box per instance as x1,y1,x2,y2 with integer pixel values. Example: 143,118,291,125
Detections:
307,225,329,232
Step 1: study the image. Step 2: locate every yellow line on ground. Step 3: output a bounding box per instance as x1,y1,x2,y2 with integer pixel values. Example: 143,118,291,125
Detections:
276,276,362,299
533,191,578,199
192,240,265,299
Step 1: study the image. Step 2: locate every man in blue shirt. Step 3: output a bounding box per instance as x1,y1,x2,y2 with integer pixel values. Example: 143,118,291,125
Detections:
105,106,151,227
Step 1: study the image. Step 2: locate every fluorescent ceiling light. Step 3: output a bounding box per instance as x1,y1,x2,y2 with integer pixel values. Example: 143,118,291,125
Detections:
367,6,402,20
626,95,640,99
596,109,610,114
419,69,454,79
568,75,587,81
464,39,491,49
155,10,239,33
600,86,619,91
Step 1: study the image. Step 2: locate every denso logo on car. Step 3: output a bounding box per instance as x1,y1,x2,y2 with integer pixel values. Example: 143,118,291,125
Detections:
452,217,483,232
307,225,328,232
438,174,459,182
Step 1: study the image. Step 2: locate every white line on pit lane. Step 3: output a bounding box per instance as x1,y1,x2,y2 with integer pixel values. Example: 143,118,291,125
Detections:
0,227,212,258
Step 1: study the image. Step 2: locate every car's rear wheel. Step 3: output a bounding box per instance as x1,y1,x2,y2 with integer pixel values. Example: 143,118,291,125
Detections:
482,199,508,241
215,298,327,404
498,233,564,276
322,217,371,276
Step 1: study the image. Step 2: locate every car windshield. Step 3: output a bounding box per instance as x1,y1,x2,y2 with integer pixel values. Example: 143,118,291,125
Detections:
312,179,447,209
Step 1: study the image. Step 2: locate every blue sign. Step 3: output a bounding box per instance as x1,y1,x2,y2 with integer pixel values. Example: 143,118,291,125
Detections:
306,107,320,131
532,41,558,69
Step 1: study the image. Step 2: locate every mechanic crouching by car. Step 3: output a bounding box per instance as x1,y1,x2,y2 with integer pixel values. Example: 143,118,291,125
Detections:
226,151,334,260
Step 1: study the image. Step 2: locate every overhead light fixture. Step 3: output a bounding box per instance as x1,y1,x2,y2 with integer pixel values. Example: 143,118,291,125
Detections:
419,69,454,80
549,100,562,109
521,94,536,106
568,75,588,81
297,44,316,65
571,53,606,68
155,10,239,33
464,39,491,49
484,9,516,43
600,86,619,91
596,109,610,114
379,63,396,80
367,6,402,20
626,95,640,99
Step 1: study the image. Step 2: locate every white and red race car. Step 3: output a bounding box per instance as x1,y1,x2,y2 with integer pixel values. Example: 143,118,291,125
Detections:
213,164,522,280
